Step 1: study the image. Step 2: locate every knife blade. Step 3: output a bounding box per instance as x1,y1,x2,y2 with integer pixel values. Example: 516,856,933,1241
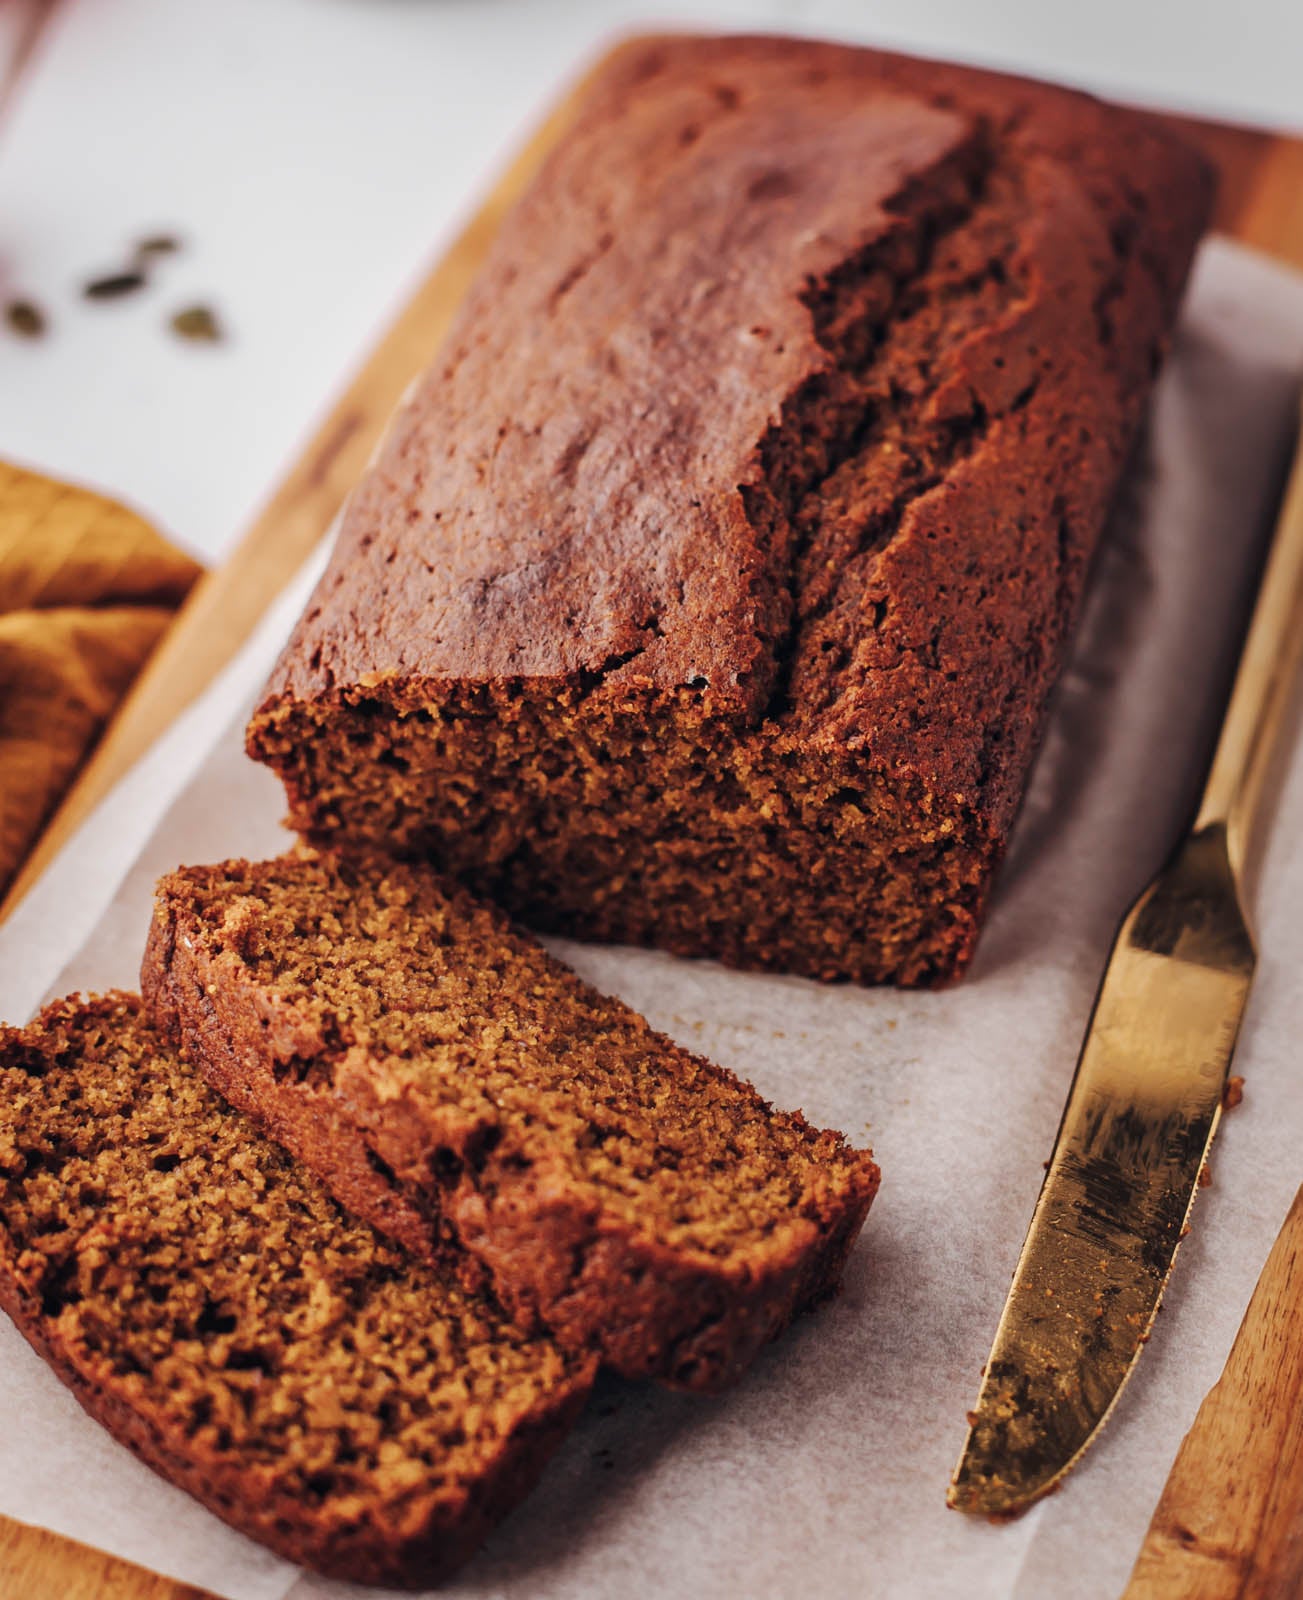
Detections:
949,402,1303,1518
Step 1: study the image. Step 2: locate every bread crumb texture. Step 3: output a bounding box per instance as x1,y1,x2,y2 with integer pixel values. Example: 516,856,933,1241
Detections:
144,852,880,1387
0,993,592,1587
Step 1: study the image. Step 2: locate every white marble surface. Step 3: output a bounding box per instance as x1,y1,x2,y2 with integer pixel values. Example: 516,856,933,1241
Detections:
0,0,1300,563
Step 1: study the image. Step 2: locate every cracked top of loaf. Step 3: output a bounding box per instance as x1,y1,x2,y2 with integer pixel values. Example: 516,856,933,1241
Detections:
260,33,1211,822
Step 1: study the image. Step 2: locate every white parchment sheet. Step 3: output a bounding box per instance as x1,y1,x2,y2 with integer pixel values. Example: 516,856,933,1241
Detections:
1,239,1302,1600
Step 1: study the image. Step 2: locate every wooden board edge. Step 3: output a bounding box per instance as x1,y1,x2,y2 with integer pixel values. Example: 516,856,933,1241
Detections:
0,1509,213,1600
1121,1182,1303,1599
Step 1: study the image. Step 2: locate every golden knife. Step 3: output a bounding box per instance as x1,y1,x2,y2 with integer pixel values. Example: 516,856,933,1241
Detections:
949,403,1303,1519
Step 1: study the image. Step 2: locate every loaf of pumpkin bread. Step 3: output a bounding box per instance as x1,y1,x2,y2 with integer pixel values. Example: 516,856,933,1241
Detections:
0,994,593,1586
142,851,880,1390
248,34,1214,985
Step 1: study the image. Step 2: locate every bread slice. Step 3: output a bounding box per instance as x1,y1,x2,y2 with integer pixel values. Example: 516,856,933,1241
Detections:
143,852,880,1391
0,993,593,1587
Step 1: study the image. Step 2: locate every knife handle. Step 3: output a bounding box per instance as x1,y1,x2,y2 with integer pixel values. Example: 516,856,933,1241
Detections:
1193,405,1303,886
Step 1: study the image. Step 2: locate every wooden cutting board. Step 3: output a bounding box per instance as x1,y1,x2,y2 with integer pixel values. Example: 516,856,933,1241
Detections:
2,40,1303,1600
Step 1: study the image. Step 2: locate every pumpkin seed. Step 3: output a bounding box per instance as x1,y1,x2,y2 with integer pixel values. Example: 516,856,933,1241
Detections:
84,270,148,300
5,299,46,337
169,304,223,343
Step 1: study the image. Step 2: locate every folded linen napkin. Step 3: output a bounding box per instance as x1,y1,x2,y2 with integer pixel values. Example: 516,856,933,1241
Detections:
0,462,200,895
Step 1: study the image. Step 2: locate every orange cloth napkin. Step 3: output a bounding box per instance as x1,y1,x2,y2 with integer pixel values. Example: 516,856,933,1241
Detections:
0,462,202,897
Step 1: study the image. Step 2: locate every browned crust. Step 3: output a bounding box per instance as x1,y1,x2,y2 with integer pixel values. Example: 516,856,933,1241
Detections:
143,881,880,1392
261,32,1214,763
0,993,594,1589
142,906,456,1274
246,33,1215,988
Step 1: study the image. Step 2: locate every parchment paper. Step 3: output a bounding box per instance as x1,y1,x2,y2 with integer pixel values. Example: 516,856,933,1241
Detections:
1,238,1302,1600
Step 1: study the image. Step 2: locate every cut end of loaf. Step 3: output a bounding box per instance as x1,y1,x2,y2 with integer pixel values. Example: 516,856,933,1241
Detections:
248,687,996,987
